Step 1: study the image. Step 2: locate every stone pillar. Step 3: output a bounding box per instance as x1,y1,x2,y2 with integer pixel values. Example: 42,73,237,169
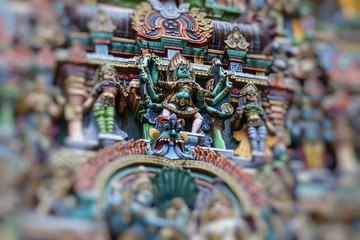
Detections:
64,75,88,142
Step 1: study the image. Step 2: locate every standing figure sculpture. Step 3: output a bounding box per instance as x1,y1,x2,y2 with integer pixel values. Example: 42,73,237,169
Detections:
83,64,127,139
288,95,333,169
16,75,65,164
17,76,65,135
232,83,275,158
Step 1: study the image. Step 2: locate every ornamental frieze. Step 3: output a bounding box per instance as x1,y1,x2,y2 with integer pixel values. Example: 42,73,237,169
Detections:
132,0,212,45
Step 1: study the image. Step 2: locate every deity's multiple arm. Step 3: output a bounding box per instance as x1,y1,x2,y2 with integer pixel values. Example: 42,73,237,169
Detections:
231,107,243,131
137,52,161,103
202,59,234,118
207,59,233,106
195,87,205,110
135,51,282,152
144,95,163,111
82,84,100,113
136,52,236,119
78,64,131,135
140,71,160,102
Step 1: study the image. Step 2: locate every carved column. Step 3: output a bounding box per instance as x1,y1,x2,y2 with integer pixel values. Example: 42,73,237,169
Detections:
64,75,88,142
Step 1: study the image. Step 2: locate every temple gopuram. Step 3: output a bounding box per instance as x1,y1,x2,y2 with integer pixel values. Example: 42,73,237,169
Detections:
1,0,360,239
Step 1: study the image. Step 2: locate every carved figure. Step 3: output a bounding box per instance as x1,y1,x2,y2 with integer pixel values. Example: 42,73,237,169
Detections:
36,166,75,215
109,166,177,240
288,95,333,169
17,75,65,136
232,83,275,158
161,53,205,133
138,52,233,134
199,191,250,239
159,197,190,240
148,114,193,160
83,64,127,137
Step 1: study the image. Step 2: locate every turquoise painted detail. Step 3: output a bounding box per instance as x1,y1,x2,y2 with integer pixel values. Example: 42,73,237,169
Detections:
244,58,273,70
69,38,91,46
112,42,140,53
90,32,113,40
226,49,247,59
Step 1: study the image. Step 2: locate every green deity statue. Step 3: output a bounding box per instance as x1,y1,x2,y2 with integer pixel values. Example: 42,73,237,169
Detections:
83,64,127,136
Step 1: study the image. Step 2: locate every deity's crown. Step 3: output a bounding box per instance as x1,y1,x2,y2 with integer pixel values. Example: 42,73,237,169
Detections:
168,53,191,72
133,179,153,193
132,166,153,193
100,63,116,73
136,165,147,175
239,82,259,96
99,63,117,82
208,190,230,206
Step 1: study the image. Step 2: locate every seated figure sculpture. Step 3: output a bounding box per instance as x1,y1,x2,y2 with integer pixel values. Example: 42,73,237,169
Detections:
107,166,186,240
138,52,233,134
147,53,205,133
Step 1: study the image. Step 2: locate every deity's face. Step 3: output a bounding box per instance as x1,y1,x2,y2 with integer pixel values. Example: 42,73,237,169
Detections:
245,90,258,102
208,199,231,220
159,120,183,141
176,63,191,79
136,189,153,207
102,66,117,81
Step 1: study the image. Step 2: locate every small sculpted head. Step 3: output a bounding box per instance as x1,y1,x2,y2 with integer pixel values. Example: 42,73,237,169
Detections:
168,53,192,80
100,63,117,82
240,82,260,103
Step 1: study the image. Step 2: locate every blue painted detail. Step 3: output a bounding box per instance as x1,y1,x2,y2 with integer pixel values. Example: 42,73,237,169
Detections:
144,109,158,125
180,16,193,30
179,16,200,40
146,14,161,36
202,134,213,147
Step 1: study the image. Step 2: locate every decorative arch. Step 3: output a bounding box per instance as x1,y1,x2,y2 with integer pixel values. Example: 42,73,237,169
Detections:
74,139,266,216
96,155,256,213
